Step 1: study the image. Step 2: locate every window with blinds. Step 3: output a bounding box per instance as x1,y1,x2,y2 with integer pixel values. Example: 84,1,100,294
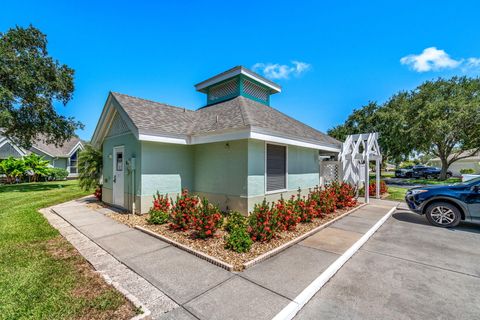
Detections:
266,144,287,192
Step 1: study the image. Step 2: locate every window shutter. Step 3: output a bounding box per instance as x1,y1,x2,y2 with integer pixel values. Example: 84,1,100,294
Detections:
266,144,286,191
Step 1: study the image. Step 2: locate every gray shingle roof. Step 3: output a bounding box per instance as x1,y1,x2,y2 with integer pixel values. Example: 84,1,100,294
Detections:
32,136,82,157
111,92,341,148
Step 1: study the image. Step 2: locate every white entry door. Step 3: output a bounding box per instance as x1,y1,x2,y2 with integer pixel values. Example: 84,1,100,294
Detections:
113,146,125,207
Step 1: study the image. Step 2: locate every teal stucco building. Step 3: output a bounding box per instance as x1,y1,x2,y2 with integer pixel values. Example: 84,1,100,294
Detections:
91,66,341,214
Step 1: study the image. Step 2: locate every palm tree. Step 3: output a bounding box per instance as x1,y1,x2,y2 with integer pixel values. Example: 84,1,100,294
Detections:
78,144,103,190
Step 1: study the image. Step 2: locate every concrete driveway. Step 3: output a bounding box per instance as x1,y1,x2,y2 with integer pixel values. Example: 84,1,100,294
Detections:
295,209,480,319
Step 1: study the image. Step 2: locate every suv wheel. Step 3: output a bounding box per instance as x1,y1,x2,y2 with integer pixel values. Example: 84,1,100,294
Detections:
425,202,461,227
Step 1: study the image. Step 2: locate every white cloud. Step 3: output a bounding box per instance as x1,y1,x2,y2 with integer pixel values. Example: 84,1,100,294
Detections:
400,47,461,72
252,61,311,79
466,57,480,68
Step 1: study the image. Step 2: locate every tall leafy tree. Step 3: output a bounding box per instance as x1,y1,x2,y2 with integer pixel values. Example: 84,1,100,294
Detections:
0,25,82,148
409,77,480,179
329,77,480,179
78,144,103,190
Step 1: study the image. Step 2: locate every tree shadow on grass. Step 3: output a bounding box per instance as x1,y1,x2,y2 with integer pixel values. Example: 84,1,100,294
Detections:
0,182,71,193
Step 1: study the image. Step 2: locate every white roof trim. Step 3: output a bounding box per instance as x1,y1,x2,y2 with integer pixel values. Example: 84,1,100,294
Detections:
67,141,84,157
139,128,340,152
0,138,28,157
250,131,340,152
195,67,281,93
30,145,56,158
138,134,188,145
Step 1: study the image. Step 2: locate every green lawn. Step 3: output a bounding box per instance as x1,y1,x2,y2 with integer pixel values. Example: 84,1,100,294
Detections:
0,180,133,319
386,186,408,201
401,177,461,185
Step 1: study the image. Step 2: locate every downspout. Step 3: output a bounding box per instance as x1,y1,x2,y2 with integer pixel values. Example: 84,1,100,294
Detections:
131,157,136,215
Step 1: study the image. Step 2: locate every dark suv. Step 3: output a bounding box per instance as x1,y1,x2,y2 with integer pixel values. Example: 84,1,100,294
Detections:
405,177,480,227
412,166,452,179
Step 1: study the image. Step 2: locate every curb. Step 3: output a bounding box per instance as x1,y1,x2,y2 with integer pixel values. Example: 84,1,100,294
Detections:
243,203,367,270
44,207,152,320
272,206,396,320
135,204,367,272
135,226,235,271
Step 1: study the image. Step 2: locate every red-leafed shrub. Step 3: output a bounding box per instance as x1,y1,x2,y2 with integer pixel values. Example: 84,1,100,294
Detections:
169,189,199,231
368,180,388,196
326,181,357,208
94,186,102,201
247,199,281,242
274,197,301,231
294,193,317,223
317,189,337,214
148,192,171,225
191,198,223,239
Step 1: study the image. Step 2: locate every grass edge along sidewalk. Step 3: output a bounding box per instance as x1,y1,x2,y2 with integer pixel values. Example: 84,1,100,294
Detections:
0,180,137,320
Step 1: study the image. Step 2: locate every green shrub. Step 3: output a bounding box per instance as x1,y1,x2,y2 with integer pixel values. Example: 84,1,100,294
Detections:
48,168,69,180
460,168,475,174
225,211,247,233
148,210,169,225
224,226,253,253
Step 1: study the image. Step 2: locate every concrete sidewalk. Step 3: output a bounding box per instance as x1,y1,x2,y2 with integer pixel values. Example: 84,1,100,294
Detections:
295,208,480,320
50,198,398,320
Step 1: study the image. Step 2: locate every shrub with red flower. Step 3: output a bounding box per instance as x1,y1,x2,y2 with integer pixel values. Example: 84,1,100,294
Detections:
94,186,102,201
191,198,223,239
274,197,301,231
317,189,337,214
326,181,357,208
367,180,388,196
169,189,199,231
247,199,281,242
148,192,171,225
291,191,317,223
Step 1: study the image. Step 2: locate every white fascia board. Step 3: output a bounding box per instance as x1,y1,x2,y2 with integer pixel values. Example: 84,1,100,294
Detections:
195,67,281,93
250,131,341,152
30,146,56,158
190,129,251,144
67,141,84,157
138,134,188,145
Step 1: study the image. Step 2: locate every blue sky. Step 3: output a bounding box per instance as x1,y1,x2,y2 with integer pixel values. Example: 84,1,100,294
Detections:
2,0,480,140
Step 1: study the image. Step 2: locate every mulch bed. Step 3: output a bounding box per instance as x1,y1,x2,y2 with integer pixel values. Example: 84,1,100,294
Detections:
102,206,357,271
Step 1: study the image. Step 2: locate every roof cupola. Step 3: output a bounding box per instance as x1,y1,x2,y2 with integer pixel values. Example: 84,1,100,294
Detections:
194,66,281,106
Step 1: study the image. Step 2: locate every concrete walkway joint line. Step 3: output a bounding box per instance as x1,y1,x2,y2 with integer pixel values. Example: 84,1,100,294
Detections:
272,207,396,320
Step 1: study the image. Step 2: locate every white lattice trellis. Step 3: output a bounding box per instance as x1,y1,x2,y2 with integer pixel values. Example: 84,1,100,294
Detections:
242,78,269,102
208,78,238,102
320,161,341,185
339,132,382,203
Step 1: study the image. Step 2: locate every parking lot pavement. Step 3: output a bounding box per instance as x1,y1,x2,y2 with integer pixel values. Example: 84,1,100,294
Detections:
295,209,480,320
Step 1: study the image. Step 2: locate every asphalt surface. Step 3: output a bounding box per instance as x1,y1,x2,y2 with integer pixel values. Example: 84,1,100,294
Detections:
295,209,480,320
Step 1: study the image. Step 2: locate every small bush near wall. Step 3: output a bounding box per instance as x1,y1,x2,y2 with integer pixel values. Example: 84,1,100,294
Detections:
94,185,102,201
191,198,223,239
147,192,171,225
48,168,69,181
169,189,199,231
247,199,281,242
225,212,247,233
224,226,253,253
460,168,475,174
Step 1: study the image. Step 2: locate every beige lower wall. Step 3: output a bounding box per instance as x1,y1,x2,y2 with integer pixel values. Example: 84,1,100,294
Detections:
247,188,312,213
105,187,316,216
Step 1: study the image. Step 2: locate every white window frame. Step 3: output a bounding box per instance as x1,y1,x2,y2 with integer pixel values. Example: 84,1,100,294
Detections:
264,141,288,194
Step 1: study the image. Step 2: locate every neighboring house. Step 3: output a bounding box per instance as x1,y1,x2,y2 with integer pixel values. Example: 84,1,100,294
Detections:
91,66,342,214
0,132,84,177
429,150,480,176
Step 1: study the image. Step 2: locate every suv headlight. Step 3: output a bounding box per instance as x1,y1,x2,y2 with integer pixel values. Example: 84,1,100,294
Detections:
411,189,428,195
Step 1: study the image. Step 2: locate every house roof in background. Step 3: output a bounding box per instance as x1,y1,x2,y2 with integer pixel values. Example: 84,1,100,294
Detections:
32,136,83,157
430,149,480,162
109,92,341,149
